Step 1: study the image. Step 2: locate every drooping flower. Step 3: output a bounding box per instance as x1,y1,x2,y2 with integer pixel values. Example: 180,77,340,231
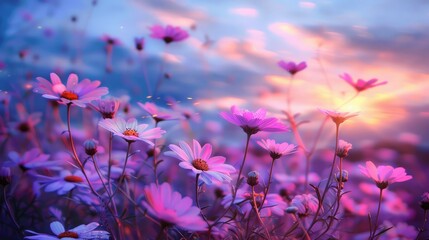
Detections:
142,183,207,231
220,105,288,135
340,73,387,92
25,221,109,239
359,161,412,189
138,102,176,123
257,139,296,160
149,25,189,44
89,98,120,119
166,139,235,185
34,73,108,107
278,60,307,75
319,108,358,126
290,193,319,216
98,117,165,144
336,139,352,158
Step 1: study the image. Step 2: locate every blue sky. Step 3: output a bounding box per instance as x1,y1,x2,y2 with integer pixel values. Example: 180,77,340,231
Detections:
0,0,428,146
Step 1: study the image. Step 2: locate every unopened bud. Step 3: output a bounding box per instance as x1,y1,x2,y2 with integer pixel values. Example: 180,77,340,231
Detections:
335,170,349,183
214,188,225,199
420,192,429,210
247,171,259,186
0,167,11,186
84,139,98,156
286,206,298,214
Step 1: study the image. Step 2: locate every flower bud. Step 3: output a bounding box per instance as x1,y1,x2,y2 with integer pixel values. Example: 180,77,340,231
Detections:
420,192,429,210
336,140,352,158
247,171,259,187
0,167,11,186
286,206,298,214
335,170,349,183
214,188,225,199
84,139,98,156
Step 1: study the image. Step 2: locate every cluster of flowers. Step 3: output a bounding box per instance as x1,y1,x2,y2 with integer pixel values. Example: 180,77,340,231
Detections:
0,24,426,240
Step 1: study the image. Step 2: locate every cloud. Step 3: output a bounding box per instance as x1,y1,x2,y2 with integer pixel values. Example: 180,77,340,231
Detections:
229,8,259,17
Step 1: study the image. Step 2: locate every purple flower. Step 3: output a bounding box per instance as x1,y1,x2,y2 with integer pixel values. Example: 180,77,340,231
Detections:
290,193,319,216
359,161,412,189
220,105,288,135
166,139,236,184
138,102,176,123
319,108,358,125
149,25,189,44
142,183,207,231
25,221,109,239
37,170,90,195
98,117,165,144
34,73,109,108
89,98,120,119
278,60,307,75
257,139,296,160
340,73,387,92
6,148,62,172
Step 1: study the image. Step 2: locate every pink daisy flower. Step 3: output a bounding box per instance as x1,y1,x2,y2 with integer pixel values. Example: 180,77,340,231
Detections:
149,24,189,44
278,60,307,75
319,108,358,125
142,183,207,231
6,148,62,172
37,170,91,195
359,161,412,189
336,139,352,158
257,139,297,160
98,117,165,144
89,98,120,119
25,221,109,239
34,73,108,107
340,73,387,92
138,102,176,123
166,139,236,185
220,105,288,135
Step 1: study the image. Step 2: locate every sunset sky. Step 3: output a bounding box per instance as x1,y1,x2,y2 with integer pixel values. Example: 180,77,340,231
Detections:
0,0,428,146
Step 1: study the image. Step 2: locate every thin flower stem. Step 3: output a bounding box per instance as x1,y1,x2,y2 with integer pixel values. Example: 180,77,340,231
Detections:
251,186,271,240
291,213,311,240
308,123,340,233
153,122,160,186
92,156,111,196
107,132,113,194
416,210,428,239
139,51,152,97
3,186,23,236
211,133,252,227
286,75,294,114
154,45,168,98
260,158,275,211
195,174,210,229
371,188,384,239
112,141,132,198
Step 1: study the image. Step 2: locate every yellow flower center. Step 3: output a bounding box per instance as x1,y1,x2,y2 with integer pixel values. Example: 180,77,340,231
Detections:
58,231,79,238
64,175,84,183
60,91,79,100
122,128,139,137
192,159,209,171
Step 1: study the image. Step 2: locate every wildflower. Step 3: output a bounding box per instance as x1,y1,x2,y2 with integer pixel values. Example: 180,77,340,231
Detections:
6,148,61,172
257,139,296,160
278,60,307,75
89,98,120,119
247,171,259,186
142,183,207,231
101,34,120,46
336,139,352,158
319,108,358,125
166,139,236,185
11,103,41,133
340,73,387,92
149,25,189,44
290,193,319,216
34,73,108,107
138,102,176,123
359,161,412,189
220,105,288,135
419,192,429,210
37,170,90,195
25,221,109,239
98,117,165,144
134,37,145,51
0,167,11,186
335,170,349,183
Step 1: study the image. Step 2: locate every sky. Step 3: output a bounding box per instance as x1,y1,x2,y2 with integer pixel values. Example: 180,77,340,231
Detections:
0,0,428,147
